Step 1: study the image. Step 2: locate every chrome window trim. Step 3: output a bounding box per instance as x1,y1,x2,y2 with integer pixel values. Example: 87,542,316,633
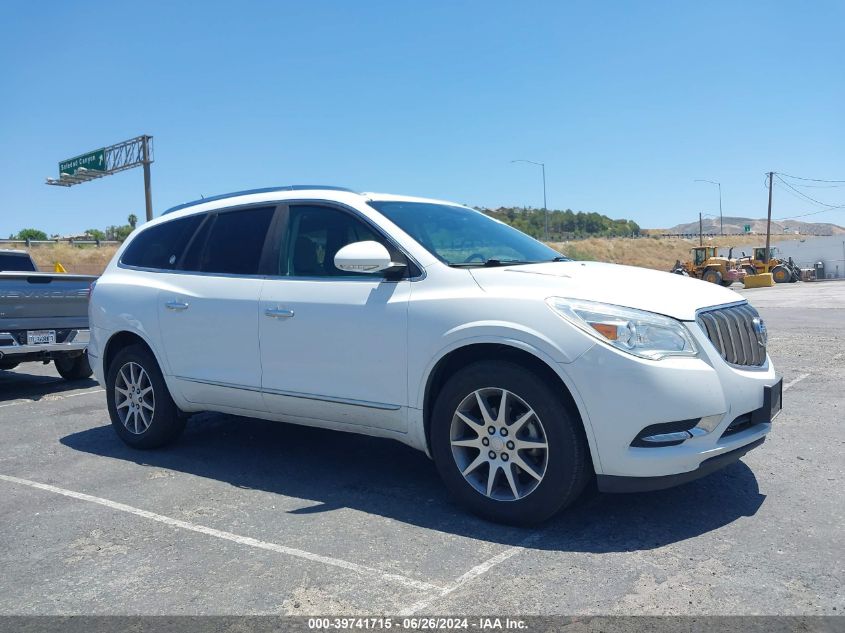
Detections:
117,265,271,280
174,375,401,411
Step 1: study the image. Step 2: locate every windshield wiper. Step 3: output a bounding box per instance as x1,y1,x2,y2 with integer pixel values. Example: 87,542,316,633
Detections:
550,256,570,262
449,259,535,268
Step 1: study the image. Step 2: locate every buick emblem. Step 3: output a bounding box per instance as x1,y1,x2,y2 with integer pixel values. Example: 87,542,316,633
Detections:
752,317,768,346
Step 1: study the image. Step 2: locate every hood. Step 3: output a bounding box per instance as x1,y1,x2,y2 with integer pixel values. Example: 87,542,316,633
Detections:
469,261,744,321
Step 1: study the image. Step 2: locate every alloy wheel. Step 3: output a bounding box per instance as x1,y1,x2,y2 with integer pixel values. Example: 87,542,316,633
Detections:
114,361,155,434
449,387,549,501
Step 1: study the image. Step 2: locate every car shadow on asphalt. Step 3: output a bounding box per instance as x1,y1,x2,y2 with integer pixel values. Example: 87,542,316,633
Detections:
60,412,766,553
0,369,98,402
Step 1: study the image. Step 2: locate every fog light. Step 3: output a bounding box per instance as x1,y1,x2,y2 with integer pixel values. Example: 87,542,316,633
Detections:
632,413,726,447
640,431,694,444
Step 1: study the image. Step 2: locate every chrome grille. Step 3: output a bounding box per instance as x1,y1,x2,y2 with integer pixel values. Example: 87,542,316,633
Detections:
697,303,766,366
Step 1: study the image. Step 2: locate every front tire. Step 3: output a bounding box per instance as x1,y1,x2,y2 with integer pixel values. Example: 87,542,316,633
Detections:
430,360,590,525
54,354,93,380
106,344,185,449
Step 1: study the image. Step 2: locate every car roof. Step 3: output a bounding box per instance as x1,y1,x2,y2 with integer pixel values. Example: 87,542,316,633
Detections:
0,249,30,255
158,186,469,221
162,185,360,215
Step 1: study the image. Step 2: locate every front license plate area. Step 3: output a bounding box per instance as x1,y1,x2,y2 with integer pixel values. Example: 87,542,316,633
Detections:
27,330,56,345
769,378,783,420
753,379,783,425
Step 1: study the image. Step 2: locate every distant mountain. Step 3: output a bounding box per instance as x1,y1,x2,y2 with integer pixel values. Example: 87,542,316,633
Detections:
665,215,845,236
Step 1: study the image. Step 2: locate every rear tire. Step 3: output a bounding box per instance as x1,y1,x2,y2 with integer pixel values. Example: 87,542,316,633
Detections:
54,354,93,380
430,360,591,525
106,344,185,449
720,279,734,287
772,265,790,283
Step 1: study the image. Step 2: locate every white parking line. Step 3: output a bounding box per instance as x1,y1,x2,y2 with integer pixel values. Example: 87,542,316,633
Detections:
0,388,104,409
0,474,440,593
398,531,545,615
783,373,810,392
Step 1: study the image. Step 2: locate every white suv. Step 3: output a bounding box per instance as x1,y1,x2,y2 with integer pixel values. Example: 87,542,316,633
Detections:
89,186,781,524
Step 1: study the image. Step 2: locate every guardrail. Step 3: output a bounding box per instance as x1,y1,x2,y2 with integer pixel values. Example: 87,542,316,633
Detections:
0,239,121,247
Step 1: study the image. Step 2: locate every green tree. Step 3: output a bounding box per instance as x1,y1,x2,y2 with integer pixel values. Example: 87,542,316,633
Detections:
14,228,48,241
86,228,106,241
127,214,138,229
105,224,134,241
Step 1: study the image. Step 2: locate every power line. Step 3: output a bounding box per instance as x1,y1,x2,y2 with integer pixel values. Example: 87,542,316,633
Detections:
774,204,845,221
779,182,845,189
773,179,829,206
774,174,844,208
777,171,845,184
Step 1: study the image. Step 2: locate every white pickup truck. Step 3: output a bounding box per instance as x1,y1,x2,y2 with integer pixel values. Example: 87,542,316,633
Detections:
0,249,94,380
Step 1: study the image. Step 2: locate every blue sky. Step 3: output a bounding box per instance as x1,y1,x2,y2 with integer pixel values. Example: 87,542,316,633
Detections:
1,1,843,236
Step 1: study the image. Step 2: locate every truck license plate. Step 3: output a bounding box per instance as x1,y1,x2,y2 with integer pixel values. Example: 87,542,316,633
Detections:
27,330,56,345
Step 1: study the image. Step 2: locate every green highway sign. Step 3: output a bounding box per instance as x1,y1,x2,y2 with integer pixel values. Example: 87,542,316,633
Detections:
744,224,751,233
59,148,106,176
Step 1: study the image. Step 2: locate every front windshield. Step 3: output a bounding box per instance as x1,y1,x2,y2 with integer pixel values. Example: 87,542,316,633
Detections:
368,201,567,266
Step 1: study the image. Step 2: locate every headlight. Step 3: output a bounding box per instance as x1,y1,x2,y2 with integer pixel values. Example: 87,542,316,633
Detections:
546,298,698,360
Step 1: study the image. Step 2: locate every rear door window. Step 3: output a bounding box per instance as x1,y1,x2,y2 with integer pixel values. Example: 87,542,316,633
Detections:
121,215,204,270
190,206,276,275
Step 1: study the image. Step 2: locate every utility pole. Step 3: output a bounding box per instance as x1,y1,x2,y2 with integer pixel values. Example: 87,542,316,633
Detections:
718,182,723,236
699,212,703,246
141,135,154,222
765,171,774,273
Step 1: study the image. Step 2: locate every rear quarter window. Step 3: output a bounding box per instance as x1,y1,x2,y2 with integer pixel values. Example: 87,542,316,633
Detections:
121,215,204,270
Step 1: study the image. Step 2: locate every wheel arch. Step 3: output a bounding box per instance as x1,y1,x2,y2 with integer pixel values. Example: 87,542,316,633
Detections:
421,341,600,473
103,330,160,376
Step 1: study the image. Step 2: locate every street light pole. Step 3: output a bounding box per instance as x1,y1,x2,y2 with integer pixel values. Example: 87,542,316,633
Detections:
694,179,723,236
511,159,548,241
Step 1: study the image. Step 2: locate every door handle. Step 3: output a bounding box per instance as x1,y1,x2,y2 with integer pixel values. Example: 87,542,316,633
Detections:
264,307,295,319
165,300,189,311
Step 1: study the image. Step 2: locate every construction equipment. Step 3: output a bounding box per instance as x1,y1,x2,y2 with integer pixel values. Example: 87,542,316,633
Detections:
737,247,800,284
671,246,745,287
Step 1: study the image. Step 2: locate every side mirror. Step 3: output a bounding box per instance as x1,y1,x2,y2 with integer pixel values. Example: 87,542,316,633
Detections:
334,241,405,274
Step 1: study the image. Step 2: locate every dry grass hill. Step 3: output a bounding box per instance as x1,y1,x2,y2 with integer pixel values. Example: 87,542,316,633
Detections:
667,216,845,236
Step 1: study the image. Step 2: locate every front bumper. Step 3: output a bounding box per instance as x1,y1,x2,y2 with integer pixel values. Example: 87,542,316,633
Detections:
597,437,765,492
563,318,779,484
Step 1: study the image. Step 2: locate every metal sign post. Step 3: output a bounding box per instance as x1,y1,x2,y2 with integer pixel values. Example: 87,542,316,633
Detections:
46,135,155,222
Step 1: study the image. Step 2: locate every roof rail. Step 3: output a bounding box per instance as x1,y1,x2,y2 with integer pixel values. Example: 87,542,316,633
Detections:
162,185,358,215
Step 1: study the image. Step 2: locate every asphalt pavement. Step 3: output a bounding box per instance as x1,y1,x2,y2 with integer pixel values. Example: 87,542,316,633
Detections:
0,281,842,616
